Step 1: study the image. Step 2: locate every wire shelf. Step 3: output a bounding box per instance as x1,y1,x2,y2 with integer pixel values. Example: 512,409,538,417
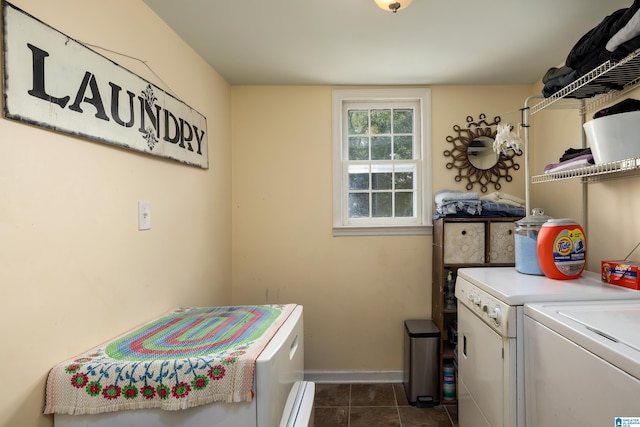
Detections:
530,48,640,115
531,157,640,184
528,49,640,185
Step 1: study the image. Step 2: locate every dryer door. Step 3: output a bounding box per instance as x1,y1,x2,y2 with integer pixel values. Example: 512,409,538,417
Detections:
458,303,505,427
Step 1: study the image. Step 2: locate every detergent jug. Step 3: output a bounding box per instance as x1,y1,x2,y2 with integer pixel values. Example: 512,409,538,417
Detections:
537,218,587,280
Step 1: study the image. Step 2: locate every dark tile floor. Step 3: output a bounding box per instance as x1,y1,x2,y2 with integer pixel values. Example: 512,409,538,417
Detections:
313,383,458,427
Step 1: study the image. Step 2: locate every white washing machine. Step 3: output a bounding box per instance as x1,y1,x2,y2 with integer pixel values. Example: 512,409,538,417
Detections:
524,300,640,427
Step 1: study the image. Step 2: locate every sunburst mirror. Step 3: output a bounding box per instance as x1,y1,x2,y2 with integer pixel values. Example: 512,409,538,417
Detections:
444,114,521,193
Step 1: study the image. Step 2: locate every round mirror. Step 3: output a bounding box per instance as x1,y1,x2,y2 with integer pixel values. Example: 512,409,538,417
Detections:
444,114,521,192
467,136,499,170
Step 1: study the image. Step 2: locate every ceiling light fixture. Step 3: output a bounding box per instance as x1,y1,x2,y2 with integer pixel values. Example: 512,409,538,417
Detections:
375,0,413,13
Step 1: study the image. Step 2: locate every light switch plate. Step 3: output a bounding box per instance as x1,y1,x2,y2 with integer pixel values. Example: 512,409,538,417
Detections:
138,201,151,230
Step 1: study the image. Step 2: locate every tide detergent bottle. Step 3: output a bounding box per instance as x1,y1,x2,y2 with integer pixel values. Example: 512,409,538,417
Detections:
537,218,587,280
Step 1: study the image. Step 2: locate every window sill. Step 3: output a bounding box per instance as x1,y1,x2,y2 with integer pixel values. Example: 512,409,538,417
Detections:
333,225,433,237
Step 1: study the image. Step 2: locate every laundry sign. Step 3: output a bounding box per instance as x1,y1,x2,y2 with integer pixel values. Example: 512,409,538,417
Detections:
1,2,208,169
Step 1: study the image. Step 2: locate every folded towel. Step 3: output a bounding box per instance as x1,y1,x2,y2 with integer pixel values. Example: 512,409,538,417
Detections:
480,192,526,208
559,147,592,162
480,201,526,217
544,154,594,174
434,190,479,205
436,199,482,216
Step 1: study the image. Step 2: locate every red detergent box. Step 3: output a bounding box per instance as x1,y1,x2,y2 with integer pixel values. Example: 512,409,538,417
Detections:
601,260,640,290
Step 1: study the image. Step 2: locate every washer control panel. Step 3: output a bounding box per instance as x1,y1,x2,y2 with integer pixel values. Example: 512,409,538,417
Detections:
456,275,516,337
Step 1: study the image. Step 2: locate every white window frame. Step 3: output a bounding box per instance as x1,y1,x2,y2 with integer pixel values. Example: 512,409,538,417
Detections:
332,88,432,236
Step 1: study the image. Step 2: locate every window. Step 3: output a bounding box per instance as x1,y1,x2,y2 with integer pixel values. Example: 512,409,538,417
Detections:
332,89,432,236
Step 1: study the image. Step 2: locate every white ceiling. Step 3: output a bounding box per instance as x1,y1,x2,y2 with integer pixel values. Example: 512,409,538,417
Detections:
143,0,632,86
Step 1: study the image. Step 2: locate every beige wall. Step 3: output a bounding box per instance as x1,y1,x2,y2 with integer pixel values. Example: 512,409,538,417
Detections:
230,85,532,374
530,87,640,272
0,1,232,426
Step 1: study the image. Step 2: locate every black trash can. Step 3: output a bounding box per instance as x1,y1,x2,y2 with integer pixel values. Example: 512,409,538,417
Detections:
403,319,440,407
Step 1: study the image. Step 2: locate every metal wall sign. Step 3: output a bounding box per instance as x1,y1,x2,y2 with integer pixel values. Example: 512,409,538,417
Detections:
2,1,209,169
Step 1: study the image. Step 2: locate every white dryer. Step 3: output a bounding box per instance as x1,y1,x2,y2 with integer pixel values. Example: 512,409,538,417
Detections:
524,300,640,427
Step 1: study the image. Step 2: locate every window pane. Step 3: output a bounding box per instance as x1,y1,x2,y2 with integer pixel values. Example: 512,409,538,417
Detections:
348,110,369,135
372,172,392,190
372,193,392,217
372,164,392,190
349,193,369,218
349,136,369,160
371,136,392,160
370,109,391,134
395,192,414,217
394,135,413,160
349,173,369,190
393,109,413,133
395,172,414,190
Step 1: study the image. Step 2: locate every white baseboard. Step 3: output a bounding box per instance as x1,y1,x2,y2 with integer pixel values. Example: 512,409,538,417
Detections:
304,370,404,384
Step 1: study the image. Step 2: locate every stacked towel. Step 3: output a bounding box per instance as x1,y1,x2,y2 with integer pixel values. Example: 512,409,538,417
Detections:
544,154,594,174
480,202,526,218
480,192,526,208
479,191,526,217
543,148,594,174
435,191,481,216
434,191,478,204
434,190,526,219
558,147,592,162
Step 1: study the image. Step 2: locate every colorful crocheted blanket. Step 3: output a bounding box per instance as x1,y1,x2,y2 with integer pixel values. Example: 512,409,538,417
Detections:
44,304,297,415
